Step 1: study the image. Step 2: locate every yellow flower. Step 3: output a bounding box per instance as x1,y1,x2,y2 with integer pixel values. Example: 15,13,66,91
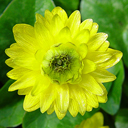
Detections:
75,112,109,128
5,7,122,119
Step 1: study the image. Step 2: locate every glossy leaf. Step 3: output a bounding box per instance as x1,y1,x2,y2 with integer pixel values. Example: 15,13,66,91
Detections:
115,109,128,128
22,108,99,128
0,0,12,15
80,0,128,67
100,60,124,115
53,0,79,15
0,0,55,84
0,80,25,127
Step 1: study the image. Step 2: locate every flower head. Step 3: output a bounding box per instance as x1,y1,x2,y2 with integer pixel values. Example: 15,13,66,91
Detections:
75,112,109,128
5,7,122,119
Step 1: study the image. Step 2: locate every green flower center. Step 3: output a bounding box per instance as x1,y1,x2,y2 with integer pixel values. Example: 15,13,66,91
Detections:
51,54,71,72
42,43,83,85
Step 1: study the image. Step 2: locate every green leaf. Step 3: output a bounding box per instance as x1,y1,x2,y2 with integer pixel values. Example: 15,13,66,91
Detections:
0,0,55,84
22,108,99,128
115,109,128,128
100,60,124,115
120,78,128,108
0,80,25,127
53,0,79,16
123,78,128,98
0,126,6,128
80,0,128,67
0,0,12,15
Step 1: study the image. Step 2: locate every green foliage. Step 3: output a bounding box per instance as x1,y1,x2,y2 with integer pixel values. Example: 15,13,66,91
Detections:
0,0,127,128
80,0,128,67
0,0,12,15
22,109,99,128
115,109,128,128
100,60,124,115
0,80,25,127
53,0,79,16
0,0,55,84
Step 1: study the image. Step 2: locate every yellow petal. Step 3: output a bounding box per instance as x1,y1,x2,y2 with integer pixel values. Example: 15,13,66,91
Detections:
35,49,46,63
90,22,99,37
75,125,79,128
86,51,112,64
97,40,110,51
40,85,55,113
54,103,66,120
5,43,40,70
86,105,92,112
80,19,93,31
75,112,104,128
14,58,40,70
36,13,50,30
50,14,64,36
7,67,31,80
86,112,104,127
56,84,69,113
18,87,32,95
69,85,86,115
84,89,99,108
98,48,123,69
13,24,38,53
99,83,107,93
90,68,116,83
5,43,30,59
87,33,108,51
97,83,108,103
84,112,104,128
73,29,90,45
23,93,40,112
99,126,109,128
5,58,17,68
47,103,54,115
97,93,107,103
56,27,71,43
44,9,53,23
52,7,68,24
66,10,81,38
80,74,104,96
8,71,37,91
77,120,86,128
92,112,104,126
31,75,50,96
77,43,88,59
34,21,54,51
68,99,79,117
82,59,96,74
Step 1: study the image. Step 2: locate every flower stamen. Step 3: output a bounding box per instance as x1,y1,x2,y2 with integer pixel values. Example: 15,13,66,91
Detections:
42,43,83,84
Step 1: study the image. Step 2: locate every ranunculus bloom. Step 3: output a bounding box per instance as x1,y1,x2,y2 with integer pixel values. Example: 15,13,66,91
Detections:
5,7,122,119
75,112,109,128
